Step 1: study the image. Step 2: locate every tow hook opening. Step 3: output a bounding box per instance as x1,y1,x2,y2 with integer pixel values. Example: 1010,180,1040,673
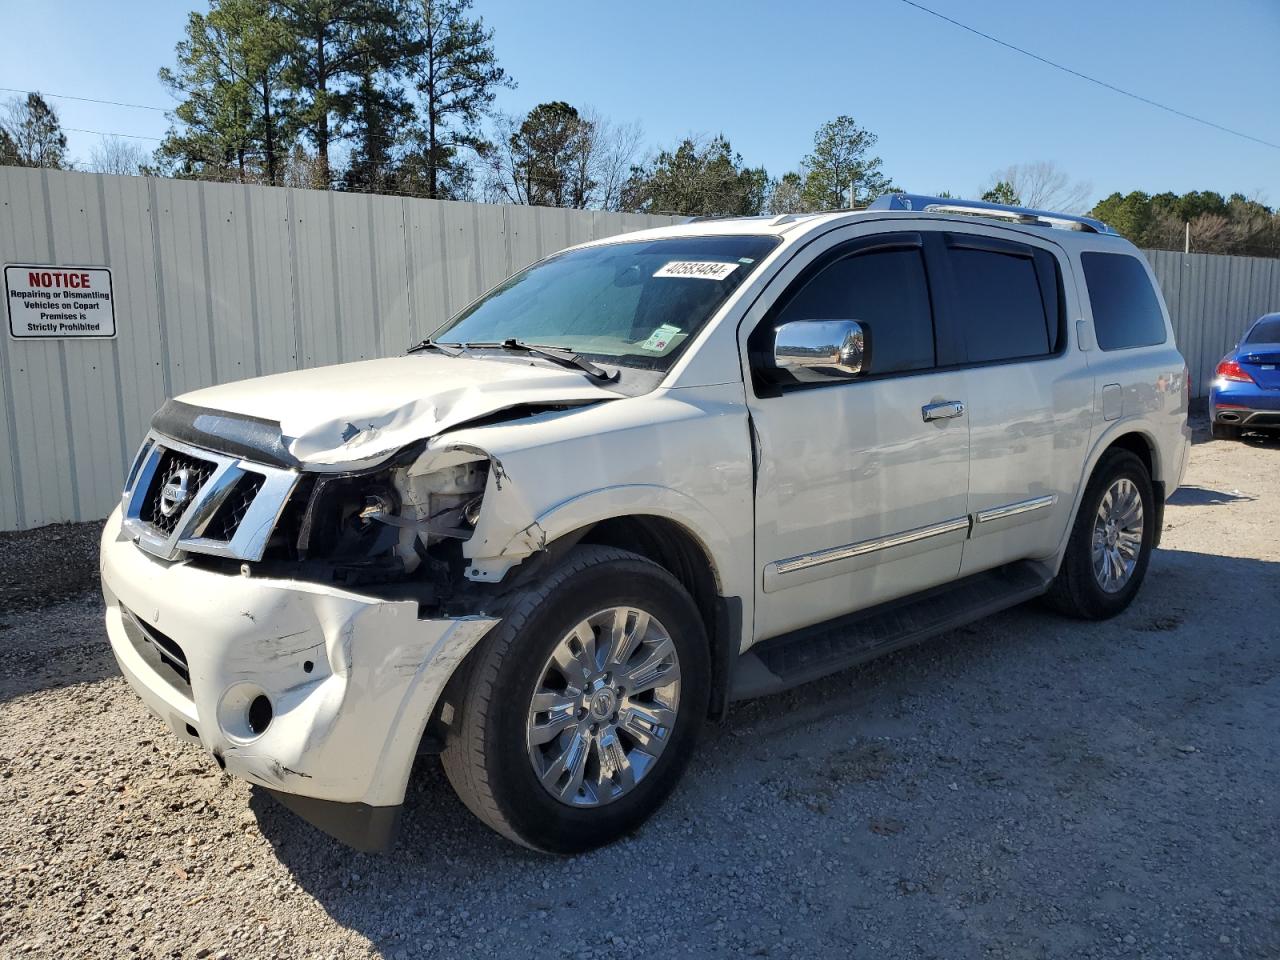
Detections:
247,695,274,736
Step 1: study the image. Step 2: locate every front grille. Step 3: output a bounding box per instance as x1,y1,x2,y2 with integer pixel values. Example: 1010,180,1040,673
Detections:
121,605,191,693
139,448,216,536
203,471,265,542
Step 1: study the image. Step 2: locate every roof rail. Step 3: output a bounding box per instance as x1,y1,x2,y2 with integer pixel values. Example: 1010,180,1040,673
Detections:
868,193,1115,235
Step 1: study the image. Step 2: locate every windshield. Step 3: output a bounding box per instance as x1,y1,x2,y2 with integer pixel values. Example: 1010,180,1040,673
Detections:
428,235,780,370
1245,317,1280,344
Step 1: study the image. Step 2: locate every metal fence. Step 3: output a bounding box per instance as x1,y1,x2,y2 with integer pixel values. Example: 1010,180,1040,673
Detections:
1143,249,1280,398
2,167,1278,531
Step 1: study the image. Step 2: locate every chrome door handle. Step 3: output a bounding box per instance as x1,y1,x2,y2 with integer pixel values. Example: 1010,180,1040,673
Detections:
922,400,965,422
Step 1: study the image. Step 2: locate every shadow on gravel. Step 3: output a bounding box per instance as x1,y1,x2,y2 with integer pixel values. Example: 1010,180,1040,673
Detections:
0,590,118,705
1167,485,1256,506
0,520,104,613
246,546,1280,958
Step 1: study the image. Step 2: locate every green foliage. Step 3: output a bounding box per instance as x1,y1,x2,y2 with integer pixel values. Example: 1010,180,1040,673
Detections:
342,2,418,192
156,0,291,183
621,136,767,217
495,101,591,206
800,116,893,210
407,0,513,199
981,180,1019,205
274,0,408,187
1089,190,1280,256
0,93,68,169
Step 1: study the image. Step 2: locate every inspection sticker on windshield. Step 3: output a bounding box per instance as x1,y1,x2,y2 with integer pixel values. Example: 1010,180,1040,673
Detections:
641,323,682,352
653,260,739,281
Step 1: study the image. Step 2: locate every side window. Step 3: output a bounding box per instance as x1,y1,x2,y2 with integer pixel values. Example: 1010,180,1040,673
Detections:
945,241,1055,363
772,247,936,375
1081,252,1167,351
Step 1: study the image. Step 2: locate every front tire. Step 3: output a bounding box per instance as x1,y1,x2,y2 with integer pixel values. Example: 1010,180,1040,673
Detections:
441,545,709,853
1045,449,1155,620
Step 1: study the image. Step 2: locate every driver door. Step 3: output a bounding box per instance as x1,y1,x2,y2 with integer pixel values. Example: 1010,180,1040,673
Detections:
744,229,971,641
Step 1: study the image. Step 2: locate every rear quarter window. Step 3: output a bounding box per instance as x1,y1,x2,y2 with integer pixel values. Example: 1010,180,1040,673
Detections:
1081,252,1167,351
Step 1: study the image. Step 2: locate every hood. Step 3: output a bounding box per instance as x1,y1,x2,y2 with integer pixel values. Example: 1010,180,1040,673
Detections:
174,354,621,466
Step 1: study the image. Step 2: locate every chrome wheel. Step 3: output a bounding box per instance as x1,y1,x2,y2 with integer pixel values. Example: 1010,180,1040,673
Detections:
1091,477,1144,593
526,606,681,807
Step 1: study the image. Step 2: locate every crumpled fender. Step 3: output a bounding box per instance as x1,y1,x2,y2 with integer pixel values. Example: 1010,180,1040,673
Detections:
467,483,735,593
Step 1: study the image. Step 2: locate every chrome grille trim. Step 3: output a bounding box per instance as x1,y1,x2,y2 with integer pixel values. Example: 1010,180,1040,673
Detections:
121,431,299,562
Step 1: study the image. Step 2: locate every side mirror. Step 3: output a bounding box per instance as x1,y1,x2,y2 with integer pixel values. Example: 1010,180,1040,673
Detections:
772,320,868,382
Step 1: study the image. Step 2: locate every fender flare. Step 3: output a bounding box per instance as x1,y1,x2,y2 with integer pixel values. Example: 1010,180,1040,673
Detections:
1051,420,1164,565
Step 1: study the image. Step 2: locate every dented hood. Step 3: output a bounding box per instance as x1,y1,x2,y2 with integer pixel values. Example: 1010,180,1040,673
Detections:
173,354,620,466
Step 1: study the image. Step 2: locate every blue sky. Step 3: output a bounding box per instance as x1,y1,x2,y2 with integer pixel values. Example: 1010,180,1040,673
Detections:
2,0,1276,207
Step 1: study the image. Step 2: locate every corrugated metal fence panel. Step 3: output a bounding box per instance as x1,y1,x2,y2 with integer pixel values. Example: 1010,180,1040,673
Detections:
1141,249,1280,397
0,169,680,530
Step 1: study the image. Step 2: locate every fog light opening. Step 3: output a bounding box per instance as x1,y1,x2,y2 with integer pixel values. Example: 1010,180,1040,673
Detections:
247,695,274,736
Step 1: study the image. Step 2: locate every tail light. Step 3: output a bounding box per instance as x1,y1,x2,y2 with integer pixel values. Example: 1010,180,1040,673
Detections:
1216,359,1255,384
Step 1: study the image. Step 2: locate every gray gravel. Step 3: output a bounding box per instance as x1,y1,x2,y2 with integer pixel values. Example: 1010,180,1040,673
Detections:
2,416,1278,959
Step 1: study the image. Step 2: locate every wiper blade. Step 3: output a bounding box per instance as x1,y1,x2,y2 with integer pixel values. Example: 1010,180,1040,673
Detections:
468,339,618,382
406,338,463,357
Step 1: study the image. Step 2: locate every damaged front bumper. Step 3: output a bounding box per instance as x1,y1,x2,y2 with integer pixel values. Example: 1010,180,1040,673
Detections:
99,507,498,850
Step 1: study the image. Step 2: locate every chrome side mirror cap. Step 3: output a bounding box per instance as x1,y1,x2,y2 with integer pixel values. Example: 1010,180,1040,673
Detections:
772,319,868,382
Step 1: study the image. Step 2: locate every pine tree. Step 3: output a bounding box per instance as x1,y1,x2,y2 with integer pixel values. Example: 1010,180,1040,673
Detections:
406,0,512,199
799,116,893,210
157,0,290,183
0,93,68,169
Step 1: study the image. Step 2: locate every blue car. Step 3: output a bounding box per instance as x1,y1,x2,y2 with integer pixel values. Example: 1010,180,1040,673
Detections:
1210,312,1280,440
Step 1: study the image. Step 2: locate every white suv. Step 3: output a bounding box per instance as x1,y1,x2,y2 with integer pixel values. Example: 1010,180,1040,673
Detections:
100,195,1191,852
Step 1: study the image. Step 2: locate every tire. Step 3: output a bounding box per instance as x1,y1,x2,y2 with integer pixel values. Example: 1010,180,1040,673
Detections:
440,545,710,853
1211,421,1241,441
1044,449,1155,620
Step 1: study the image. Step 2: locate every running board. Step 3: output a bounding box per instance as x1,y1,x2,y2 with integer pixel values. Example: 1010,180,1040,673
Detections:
730,560,1053,701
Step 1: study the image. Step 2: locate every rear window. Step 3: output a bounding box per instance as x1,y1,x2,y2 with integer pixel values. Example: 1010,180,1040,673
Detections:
1081,252,1167,351
1245,318,1280,344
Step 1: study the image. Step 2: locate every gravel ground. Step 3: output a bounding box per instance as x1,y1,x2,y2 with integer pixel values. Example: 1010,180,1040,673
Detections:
2,415,1277,960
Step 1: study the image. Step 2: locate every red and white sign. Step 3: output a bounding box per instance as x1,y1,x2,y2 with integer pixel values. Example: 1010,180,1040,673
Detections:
5,264,115,339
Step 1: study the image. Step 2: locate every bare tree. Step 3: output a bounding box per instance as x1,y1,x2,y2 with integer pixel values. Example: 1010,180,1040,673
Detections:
89,136,151,176
580,108,642,211
983,161,1092,213
767,171,805,214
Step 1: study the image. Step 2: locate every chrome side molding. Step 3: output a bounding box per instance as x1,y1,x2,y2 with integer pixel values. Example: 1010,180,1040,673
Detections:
773,515,971,576
975,494,1058,525
769,494,1060,583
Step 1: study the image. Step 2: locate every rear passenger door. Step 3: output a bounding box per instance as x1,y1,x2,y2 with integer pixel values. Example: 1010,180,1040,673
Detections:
930,229,1092,575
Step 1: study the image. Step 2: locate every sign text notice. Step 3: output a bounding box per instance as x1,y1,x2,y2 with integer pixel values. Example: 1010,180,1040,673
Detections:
5,264,115,339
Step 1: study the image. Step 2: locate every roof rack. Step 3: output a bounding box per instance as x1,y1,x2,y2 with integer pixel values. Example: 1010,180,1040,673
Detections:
868,193,1115,235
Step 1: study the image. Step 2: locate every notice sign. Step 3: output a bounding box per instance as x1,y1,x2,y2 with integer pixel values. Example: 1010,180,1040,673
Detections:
5,264,115,339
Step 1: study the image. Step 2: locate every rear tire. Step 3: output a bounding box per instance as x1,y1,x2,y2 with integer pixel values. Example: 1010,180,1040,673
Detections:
1211,421,1241,441
1044,449,1155,620
441,545,709,853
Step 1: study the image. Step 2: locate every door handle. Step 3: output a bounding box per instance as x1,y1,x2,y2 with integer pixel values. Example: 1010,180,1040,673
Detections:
922,400,965,422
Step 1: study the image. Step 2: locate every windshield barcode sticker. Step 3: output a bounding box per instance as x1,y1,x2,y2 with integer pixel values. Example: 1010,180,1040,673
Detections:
653,261,739,281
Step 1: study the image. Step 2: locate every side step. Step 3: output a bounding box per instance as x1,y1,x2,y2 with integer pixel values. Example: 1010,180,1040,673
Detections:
730,561,1053,701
